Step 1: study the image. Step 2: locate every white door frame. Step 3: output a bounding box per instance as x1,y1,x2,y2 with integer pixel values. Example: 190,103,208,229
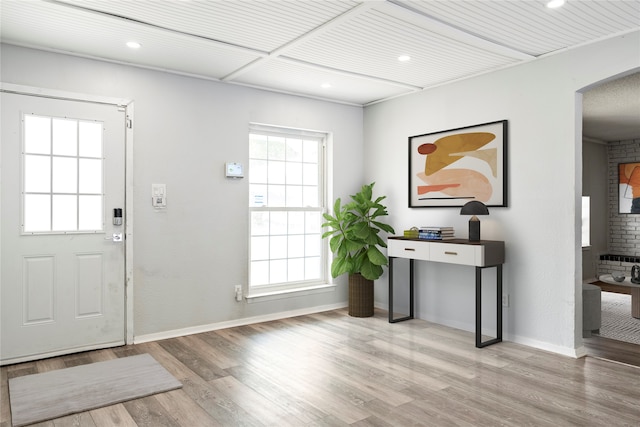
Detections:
0,82,135,345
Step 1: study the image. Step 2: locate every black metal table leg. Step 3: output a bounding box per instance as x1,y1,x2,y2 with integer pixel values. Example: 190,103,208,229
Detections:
389,257,414,323
475,267,482,347
497,264,503,342
475,265,503,348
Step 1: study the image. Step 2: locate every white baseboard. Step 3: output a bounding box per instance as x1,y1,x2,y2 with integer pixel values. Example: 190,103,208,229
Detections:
506,334,587,358
133,302,347,344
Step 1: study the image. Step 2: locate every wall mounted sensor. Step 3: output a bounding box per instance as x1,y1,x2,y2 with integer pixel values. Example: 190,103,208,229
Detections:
225,162,244,179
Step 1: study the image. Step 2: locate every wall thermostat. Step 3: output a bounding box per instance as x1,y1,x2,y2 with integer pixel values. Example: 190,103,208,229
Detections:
225,162,244,178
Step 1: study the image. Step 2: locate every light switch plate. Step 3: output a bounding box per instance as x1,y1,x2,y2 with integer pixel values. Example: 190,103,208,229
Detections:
152,183,166,208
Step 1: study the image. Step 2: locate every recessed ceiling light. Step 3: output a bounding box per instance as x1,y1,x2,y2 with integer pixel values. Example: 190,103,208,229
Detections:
546,0,565,8
126,41,142,49
321,82,332,89
398,55,411,62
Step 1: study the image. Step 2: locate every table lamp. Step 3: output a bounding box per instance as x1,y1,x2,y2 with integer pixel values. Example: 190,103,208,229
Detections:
460,201,489,241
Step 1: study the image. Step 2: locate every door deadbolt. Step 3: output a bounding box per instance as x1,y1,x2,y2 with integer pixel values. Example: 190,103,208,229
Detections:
113,208,123,226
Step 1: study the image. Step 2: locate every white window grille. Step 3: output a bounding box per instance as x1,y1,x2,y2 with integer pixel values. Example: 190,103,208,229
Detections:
22,114,104,234
248,124,327,293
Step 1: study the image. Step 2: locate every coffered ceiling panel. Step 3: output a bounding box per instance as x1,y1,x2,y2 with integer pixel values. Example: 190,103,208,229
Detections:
283,3,525,88
232,57,415,105
57,0,360,53
1,0,639,139
407,0,640,56
0,0,263,78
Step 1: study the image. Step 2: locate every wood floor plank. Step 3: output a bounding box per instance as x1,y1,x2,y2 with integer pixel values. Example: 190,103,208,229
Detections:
334,344,452,392
584,334,640,367
490,364,635,425
136,342,261,426
2,309,639,426
436,385,561,427
122,395,179,427
21,421,53,427
87,348,119,363
361,397,439,427
158,337,227,382
440,361,632,426
280,315,358,345
51,412,96,427
224,363,329,424
397,331,512,368
61,354,93,369
208,375,305,426
153,389,219,427
89,404,138,427
214,330,372,424
179,334,239,370
0,365,10,426
350,414,395,427
313,351,415,406
34,358,66,373
366,338,477,379
223,343,372,424
246,321,415,407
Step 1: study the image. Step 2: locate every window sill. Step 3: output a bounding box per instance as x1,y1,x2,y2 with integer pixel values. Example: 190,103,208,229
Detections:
246,283,336,303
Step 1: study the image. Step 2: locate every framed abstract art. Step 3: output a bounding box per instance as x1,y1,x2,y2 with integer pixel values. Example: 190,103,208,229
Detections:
619,162,640,214
408,120,508,208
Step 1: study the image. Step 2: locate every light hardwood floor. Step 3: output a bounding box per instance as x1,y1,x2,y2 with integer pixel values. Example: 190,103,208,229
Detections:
584,334,640,367
2,308,639,427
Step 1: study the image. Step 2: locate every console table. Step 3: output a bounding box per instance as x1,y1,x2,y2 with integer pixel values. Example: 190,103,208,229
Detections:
387,237,505,348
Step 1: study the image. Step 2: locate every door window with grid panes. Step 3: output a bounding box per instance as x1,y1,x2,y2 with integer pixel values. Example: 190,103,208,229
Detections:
249,126,326,292
22,114,104,234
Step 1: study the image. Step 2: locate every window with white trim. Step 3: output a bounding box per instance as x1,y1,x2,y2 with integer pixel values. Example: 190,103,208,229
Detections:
582,196,590,248
22,114,104,234
248,125,327,294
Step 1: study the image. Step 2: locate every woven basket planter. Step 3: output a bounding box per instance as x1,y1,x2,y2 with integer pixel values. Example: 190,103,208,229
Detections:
348,273,374,317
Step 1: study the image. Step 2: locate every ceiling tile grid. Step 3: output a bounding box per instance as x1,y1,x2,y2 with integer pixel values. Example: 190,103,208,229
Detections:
1,0,639,113
59,0,359,53
400,0,640,56
231,57,414,105
284,6,523,89
0,0,262,79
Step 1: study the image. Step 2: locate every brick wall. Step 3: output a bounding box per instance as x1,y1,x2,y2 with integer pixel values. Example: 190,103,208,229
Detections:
598,138,640,277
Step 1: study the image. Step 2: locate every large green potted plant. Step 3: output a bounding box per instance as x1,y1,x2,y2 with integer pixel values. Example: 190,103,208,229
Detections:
322,182,395,317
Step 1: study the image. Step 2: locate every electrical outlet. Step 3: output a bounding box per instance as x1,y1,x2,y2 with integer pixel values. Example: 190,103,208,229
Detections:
502,294,509,307
234,285,242,302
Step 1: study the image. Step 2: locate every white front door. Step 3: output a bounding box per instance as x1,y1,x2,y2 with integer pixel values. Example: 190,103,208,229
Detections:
1,92,126,364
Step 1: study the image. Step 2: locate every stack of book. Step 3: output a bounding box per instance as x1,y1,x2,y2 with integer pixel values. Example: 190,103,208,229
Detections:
418,226,455,240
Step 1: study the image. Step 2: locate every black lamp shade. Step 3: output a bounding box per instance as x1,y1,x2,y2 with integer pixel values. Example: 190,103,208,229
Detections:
460,201,489,216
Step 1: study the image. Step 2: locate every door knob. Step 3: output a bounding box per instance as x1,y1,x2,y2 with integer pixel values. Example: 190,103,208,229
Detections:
104,233,123,242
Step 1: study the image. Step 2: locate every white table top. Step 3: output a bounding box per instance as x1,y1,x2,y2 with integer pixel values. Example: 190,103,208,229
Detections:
599,274,640,288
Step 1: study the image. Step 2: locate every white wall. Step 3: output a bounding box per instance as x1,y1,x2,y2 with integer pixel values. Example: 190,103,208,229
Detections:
582,140,608,280
364,31,640,356
1,44,364,339
3,31,639,356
